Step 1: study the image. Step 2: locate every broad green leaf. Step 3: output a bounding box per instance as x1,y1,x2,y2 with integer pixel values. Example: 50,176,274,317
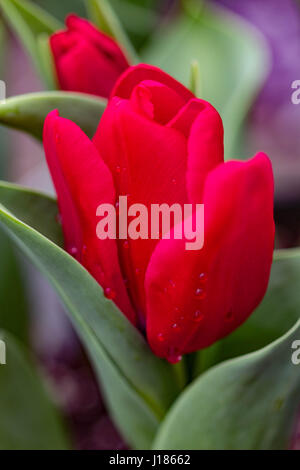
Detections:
85,0,138,64
195,249,300,375
0,91,107,140
143,1,270,158
0,181,181,449
0,0,62,86
0,330,70,449
154,319,300,450
0,231,28,343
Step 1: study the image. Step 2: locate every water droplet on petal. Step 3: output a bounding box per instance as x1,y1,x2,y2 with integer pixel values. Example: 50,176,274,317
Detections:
157,333,165,343
168,280,176,288
198,272,208,282
55,133,60,143
195,288,206,299
104,287,116,300
167,347,182,364
123,240,129,249
172,323,180,331
70,247,78,256
172,178,177,185
116,166,121,174
135,268,141,276
193,310,205,323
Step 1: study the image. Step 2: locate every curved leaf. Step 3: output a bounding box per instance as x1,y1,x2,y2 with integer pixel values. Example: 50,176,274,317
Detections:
0,181,180,449
154,319,300,450
0,91,106,140
0,330,70,450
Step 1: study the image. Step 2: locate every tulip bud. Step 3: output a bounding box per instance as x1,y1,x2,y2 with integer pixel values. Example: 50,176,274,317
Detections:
50,15,130,98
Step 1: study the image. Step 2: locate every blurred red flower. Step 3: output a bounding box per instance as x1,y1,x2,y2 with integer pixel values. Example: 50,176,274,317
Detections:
50,14,130,98
43,64,275,362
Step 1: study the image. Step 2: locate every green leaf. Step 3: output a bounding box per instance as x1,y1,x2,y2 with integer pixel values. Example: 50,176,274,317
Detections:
0,0,62,86
0,330,70,449
85,0,139,64
0,91,107,140
143,1,270,158
154,319,300,450
195,249,300,375
0,231,28,343
0,181,180,449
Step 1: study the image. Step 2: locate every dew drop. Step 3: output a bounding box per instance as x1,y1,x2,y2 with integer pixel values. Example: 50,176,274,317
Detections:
135,268,141,276
116,166,121,174
198,272,208,282
168,280,176,288
70,246,78,256
193,310,205,323
172,178,177,185
172,323,180,331
195,288,206,299
82,245,87,256
167,347,182,364
123,240,129,249
104,287,116,300
157,333,165,343
55,133,60,143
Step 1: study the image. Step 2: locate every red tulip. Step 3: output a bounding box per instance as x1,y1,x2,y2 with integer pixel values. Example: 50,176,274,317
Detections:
50,14,130,98
43,64,275,363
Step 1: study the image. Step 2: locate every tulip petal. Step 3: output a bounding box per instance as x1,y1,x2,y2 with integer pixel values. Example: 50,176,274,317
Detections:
93,96,188,317
168,98,224,203
145,153,274,360
43,110,135,323
50,15,129,98
111,64,194,103
66,14,129,70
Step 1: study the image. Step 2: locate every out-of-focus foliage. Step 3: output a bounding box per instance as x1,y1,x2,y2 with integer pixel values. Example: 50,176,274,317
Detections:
34,0,168,50
0,0,62,87
0,19,28,343
143,0,270,157
0,331,70,449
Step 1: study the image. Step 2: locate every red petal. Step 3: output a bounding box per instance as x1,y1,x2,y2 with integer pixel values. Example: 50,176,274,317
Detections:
43,110,135,324
93,95,188,317
168,98,224,202
111,64,194,103
50,15,129,98
66,15,129,70
145,153,274,360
